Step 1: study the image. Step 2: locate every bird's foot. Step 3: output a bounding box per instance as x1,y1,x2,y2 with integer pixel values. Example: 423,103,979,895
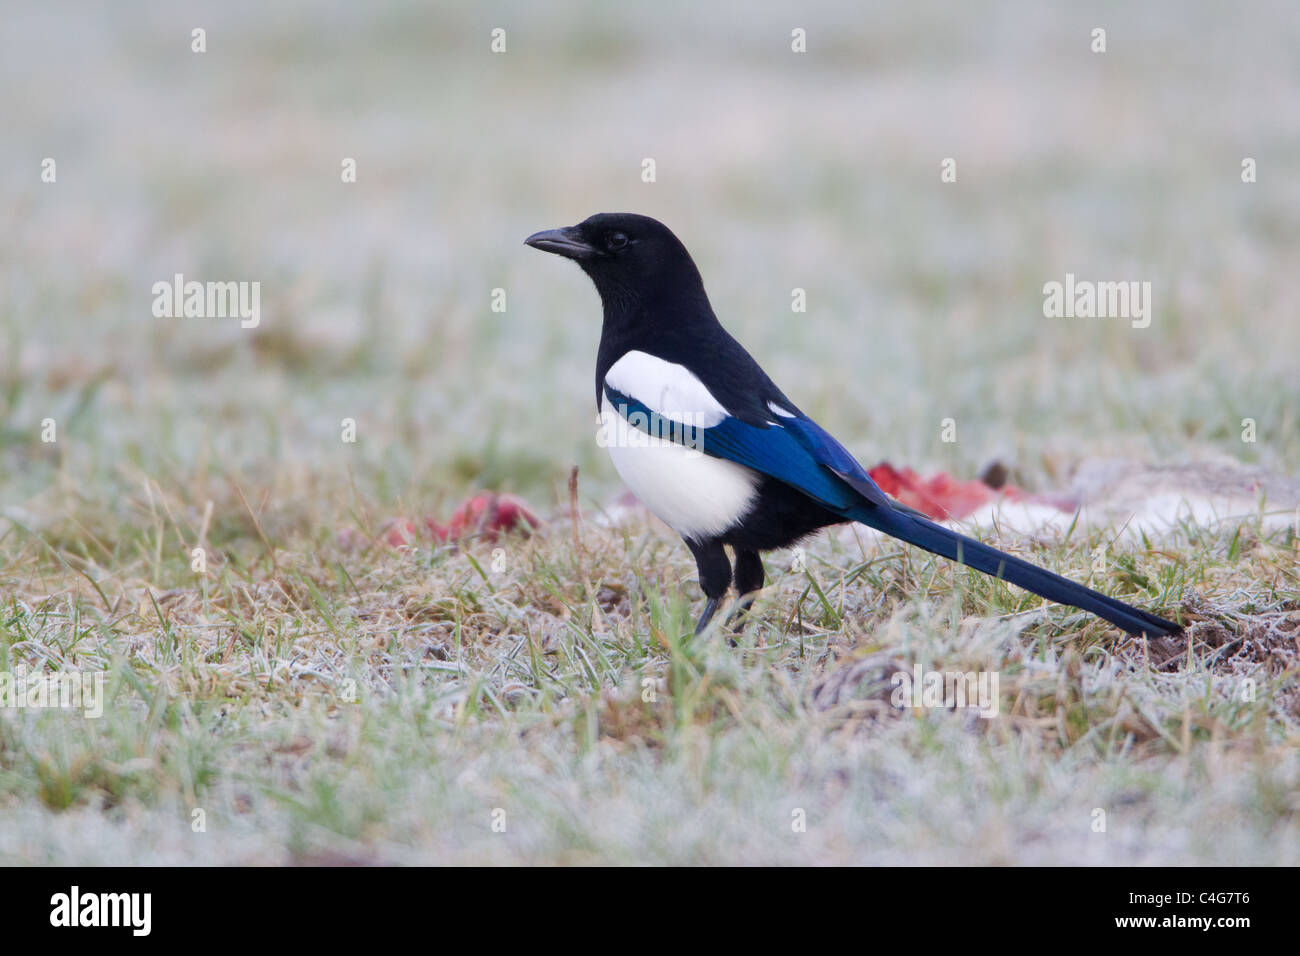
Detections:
693,597,722,637
692,594,758,646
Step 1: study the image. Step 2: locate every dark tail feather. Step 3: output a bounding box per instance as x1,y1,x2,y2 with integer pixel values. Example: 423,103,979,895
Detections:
849,505,1181,637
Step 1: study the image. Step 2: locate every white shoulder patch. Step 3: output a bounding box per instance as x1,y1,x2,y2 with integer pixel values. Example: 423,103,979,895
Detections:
605,350,729,428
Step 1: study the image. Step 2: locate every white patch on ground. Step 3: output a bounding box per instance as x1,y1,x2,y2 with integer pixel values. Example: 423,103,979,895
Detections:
986,459,1300,539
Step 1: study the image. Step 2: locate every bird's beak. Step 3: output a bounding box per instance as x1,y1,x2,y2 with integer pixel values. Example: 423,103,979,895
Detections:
524,226,595,260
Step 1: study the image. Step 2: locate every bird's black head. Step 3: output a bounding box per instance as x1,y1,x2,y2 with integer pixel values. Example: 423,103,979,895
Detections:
525,213,707,314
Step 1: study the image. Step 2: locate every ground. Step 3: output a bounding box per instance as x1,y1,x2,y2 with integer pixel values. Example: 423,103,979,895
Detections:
0,1,1297,864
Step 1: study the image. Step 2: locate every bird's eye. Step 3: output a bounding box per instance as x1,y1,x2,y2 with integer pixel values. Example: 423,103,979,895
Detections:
607,231,629,250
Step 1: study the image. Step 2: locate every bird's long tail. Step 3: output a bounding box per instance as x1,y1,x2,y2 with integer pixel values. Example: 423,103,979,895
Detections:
848,504,1181,637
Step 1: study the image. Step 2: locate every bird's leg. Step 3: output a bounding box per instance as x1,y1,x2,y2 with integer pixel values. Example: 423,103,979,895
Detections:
727,549,765,634
686,538,732,637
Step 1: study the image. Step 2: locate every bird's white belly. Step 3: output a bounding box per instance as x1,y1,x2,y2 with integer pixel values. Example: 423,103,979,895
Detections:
599,397,758,540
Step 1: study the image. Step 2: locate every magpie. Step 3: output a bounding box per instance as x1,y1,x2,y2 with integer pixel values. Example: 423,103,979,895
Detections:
525,213,1181,639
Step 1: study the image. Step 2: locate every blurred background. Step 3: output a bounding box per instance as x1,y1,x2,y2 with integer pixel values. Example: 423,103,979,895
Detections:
3,0,1298,531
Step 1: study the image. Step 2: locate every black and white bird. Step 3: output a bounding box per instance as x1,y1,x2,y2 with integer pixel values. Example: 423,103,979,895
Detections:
525,213,1180,639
